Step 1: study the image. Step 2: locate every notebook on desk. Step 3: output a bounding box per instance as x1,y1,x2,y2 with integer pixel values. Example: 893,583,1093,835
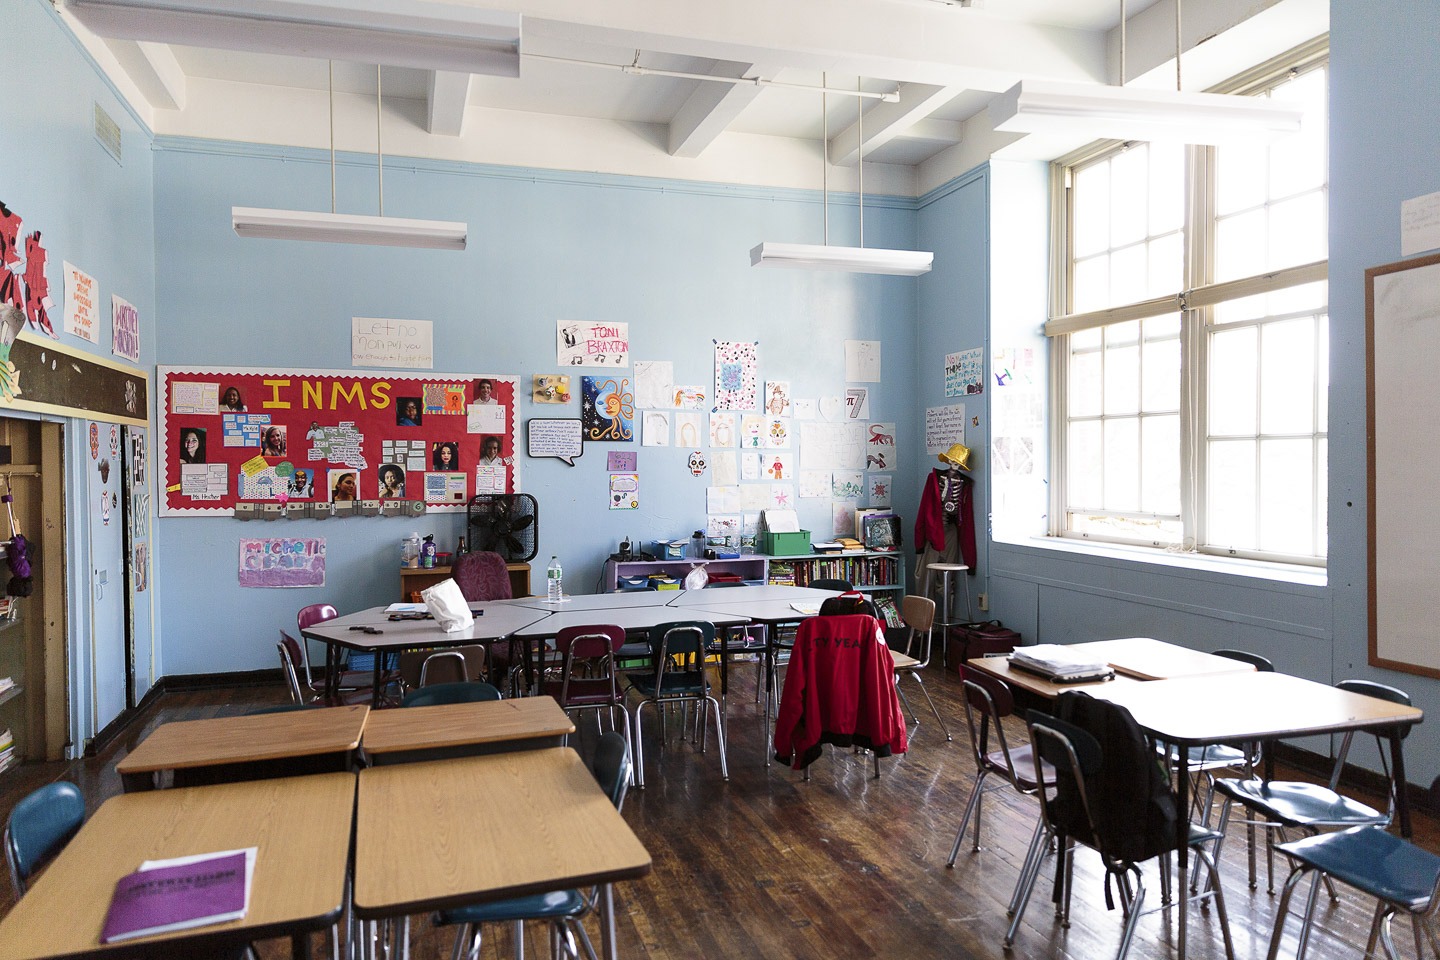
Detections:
1008,644,1115,684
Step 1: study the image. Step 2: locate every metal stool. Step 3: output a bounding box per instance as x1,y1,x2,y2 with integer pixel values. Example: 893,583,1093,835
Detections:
923,562,971,668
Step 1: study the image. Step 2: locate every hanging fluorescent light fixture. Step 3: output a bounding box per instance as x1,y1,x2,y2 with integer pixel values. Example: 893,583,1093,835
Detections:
63,0,521,76
752,76,933,277
991,0,1302,147
233,63,467,250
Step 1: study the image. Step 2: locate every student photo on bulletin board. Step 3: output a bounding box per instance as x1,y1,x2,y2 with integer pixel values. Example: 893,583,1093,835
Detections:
179,427,206,464
474,379,497,405
329,469,358,502
378,463,406,499
220,386,246,412
478,435,503,466
260,425,287,457
290,468,313,499
432,440,459,472
396,397,422,427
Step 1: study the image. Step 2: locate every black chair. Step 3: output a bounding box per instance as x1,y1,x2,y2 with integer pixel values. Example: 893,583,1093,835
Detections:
1008,702,1235,960
432,732,634,960
1266,825,1440,960
400,681,502,707
626,620,727,789
1213,678,1412,895
808,578,853,592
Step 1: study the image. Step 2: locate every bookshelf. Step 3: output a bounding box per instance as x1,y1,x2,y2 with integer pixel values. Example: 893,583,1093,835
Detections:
602,556,767,592
766,551,905,593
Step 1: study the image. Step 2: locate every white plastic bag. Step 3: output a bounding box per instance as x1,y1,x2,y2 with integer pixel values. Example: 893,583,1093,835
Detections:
421,578,474,633
684,563,709,590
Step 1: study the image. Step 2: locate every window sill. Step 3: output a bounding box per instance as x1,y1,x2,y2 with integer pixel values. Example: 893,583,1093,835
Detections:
996,534,1328,589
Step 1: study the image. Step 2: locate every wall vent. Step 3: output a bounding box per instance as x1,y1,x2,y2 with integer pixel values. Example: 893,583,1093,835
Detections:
93,102,122,165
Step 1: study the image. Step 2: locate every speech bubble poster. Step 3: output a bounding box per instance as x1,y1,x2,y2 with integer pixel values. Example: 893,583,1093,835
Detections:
527,418,583,466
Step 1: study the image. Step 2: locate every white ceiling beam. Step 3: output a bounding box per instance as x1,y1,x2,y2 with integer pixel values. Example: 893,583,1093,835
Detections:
90,37,186,111
827,83,956,165
427,71,472,137
667,60,784,159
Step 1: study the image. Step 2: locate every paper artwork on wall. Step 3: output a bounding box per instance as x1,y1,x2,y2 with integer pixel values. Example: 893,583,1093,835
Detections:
740,484,770,511
62,261,98,344
686,450,708,476
238,537,325,588
558,321,629,367
709,411,737,448
424,472,467,502
641,411,670,447
711,451,738,485
532,374,572,404
798,471,830,499
352,317,432,369
845,388,869,419
819,396,845,422
793,399,817,421
868,474,892,507
633,360,674,408
673,411,702,448
924,403,966,453
845,340,880,382
763,452,793,480
581,375,634,442
707,514,741,541
865,422,896,471
111,295,139,362
741,451,761,481
832,471,863,500
798,422,841,470
842,422,868,470
21,230,55,338
527,419,583,467
607,450,636,471
609,473,639,510
992,346,1039,389
673,386,708,409
133,542,148,592
764,381,792,416
307,422,366,468
707,485,741,513
948,347,985,395
712,340,758,410
770,484,795,510
832,501,859,539
765,417,791,449
739,414,766,448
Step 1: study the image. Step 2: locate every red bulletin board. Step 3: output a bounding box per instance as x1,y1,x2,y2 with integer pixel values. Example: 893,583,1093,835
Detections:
158,366,520,517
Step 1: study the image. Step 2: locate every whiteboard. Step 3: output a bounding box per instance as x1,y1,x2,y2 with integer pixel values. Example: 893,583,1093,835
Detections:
1368,252,1440,676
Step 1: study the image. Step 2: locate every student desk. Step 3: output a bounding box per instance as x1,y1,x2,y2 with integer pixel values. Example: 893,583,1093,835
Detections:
300,604,553,705
504,591,679,612
361,695,574,764
116,704,368,791
353,750,651,960
963,654,1147,701
666,583,841,606
0,773,355,960
1069,637,1259,681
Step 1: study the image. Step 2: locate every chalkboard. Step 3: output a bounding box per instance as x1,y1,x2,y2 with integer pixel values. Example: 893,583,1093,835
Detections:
0,331,147,426
159,366,519,517
1367,251,1440,677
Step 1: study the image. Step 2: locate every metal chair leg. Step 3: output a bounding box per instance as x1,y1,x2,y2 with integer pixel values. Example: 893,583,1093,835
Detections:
909,672,951,740
947,768,991,862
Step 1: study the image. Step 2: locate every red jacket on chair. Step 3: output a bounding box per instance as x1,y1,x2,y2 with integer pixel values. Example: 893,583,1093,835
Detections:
773,614,908,770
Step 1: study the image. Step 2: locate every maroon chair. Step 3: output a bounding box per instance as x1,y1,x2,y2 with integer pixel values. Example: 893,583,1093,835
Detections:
541,625,629,748
451,551,513,601
278,632,368,706
296,602,388,703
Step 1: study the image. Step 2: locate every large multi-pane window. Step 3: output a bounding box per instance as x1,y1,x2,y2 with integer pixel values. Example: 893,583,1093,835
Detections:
1051,45,1329,565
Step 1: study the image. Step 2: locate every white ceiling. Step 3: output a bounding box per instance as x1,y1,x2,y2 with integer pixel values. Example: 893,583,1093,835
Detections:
60,0,1329,196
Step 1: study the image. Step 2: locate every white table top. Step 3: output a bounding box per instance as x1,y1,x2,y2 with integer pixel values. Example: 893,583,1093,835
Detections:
667,584,841,607
504,590,679,612
509,604,749,638
301,604,553,651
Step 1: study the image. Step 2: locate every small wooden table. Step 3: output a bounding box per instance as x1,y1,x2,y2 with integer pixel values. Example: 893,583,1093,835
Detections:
1070,637,1259,681
400,562,530,600
0,773,355,960
116,704,368,791
354,750,651,960
361,695,575,764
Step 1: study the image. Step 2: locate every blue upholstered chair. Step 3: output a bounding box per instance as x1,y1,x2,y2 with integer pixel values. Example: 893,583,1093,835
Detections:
399,681,502,707
4,781,85,897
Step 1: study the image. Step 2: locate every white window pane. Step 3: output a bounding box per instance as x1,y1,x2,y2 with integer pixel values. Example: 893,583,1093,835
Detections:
1068,420,1103,507
1142,337,1180,412
1209,326,1258,436
1071,327,1102,351
1110,243,1148,306
1069,349,1102,417
1217,141,1268,215
1213,292,1267,326
1260,318,1316,434
1104,418,1140,511
1110,148,1148,246
1073,255,1109,313
1215,209,1266,282
1207,439,1257,550
1142,414,1181,515
1258,439,1314,555
1268,192,1327,271
1317,317,1329,430
1073,162,1111,258
1269,72,1328,196
1144,312,1181,339
1107,319,1140,346
1104,344,1140,416
1149,142,1185,235
1266,282,1327,316
1147,232,1183,298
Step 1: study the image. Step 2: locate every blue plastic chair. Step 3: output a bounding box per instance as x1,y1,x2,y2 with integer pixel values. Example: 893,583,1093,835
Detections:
1266,825,1440,960
432,732,633,960
400,681,501,707
4,781,85,897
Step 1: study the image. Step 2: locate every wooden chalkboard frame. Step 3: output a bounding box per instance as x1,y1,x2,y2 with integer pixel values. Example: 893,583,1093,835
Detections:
0,332,147,427
1367,250,1440,678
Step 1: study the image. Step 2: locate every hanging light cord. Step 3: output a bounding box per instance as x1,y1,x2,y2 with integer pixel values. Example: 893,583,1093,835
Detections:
376,64,385,217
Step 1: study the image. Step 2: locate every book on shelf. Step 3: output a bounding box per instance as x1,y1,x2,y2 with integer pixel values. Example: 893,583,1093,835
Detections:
101,847,256,944
0,676,14,695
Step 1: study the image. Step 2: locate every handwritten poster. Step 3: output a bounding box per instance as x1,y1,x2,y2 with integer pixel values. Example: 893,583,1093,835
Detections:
352,317,433,369
111,294,139,362
558,321,629,367
925,403,966,453
238,537,325,588
713,340,758,410
952,347,984,395
62,261,98,344
527,418,583,466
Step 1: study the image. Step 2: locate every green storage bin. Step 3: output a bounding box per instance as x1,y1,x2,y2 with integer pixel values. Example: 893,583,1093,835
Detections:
762,530,811,555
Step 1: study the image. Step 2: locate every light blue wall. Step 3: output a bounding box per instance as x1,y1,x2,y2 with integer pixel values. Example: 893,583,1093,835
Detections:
1,0,158,745
153,141,923,674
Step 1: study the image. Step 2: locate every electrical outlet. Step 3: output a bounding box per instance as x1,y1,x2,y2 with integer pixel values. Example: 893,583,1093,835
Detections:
977,593,989,612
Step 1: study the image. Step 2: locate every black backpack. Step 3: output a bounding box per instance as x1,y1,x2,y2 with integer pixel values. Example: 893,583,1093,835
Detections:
818,590,880,619
1050,692,1178,865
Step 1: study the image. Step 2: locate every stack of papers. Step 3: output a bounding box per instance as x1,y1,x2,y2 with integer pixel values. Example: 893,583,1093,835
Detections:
763,509,801,533
789,602,821,616
101,847,256,943
1009,645,1115,683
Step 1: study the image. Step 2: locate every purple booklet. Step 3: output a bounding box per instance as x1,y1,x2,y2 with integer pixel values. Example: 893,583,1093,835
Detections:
101,848,255,943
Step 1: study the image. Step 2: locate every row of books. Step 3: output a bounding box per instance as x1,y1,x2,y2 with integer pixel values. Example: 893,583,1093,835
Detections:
0,675,14,695
768,556,900,588
0,727,16,774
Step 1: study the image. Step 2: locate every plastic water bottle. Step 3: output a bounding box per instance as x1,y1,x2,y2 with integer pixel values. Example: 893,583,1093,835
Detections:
547,556,563,602
401,533,420,568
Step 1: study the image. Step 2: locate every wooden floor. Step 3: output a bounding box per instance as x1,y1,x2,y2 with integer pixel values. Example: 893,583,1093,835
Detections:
0,664,1431,960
